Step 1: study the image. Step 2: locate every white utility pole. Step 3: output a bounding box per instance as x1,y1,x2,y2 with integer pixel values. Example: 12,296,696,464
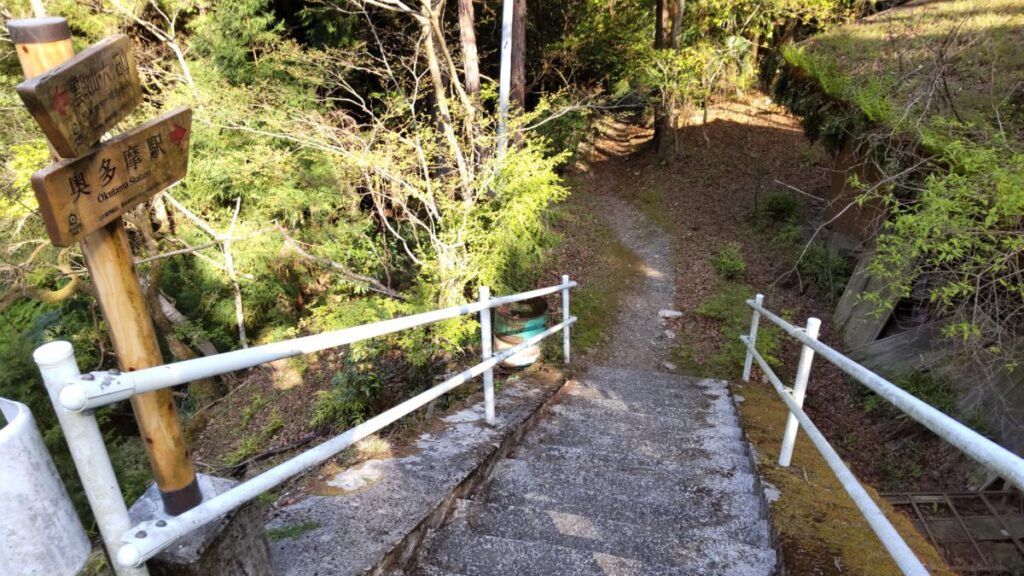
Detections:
497,0,514,157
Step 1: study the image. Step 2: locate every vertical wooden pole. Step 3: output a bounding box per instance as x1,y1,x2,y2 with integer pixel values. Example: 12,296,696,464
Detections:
510,0,527,108
10,17,201,515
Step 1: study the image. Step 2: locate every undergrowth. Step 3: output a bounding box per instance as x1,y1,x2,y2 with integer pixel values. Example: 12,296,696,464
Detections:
757,190,852,304
710,242,747,280
796,242,852,305
672,282,782,380
860,371,991,437
545,187,644,358
226,409,284,465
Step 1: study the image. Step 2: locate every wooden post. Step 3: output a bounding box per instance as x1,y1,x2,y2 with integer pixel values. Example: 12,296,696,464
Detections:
10,17,201,515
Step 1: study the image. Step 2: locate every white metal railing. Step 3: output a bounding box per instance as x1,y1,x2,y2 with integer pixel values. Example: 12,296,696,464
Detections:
740,294,1024,576
33,278,576,575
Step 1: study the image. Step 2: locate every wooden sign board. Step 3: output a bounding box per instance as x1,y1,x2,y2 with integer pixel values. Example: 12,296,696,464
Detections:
31,107,192,247
16,34,142,158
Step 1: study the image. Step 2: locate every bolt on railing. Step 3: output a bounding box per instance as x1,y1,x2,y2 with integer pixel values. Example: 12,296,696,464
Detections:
34,279,575,574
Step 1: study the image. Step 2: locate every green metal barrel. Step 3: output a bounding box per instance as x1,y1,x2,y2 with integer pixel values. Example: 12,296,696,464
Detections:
493,297,548,367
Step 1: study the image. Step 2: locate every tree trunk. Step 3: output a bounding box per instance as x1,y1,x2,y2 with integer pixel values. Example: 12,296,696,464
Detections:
511,0,527,108
654,0,670,49
652,0,678,160
671,0,684,51
458,0,480,99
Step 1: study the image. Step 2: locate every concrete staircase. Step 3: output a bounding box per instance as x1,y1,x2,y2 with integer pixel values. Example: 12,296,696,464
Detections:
405,365,776,575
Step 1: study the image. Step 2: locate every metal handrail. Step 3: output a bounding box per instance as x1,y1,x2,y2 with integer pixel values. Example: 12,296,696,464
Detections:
740,294,1024,576
59,280,577,412
33,279,576,575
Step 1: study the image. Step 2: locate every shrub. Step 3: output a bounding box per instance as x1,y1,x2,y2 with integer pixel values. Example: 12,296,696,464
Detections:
711,242,747,280
797,242,852,304
692,282,782,379
772,223,804,246
758,191,802,223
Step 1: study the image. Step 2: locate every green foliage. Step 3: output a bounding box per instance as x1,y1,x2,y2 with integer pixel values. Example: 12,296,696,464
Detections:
862,371,957,418
190,0,286,84
0,299,150,528
266,521,321,541
310,369,382,431
758,191,802,223
797,242,852,304
309,347,438,432
711,242,748,280
530,94,592,163
860,370,990,436
776,1,1024,373
469,139,570,295
677,282,782,379
226,408,284,465
240,395,269,428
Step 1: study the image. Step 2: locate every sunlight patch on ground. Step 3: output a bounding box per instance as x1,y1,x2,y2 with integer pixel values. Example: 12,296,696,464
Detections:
270,358,305,390
547,510,601,540
325,458,387,492
637,262,666,279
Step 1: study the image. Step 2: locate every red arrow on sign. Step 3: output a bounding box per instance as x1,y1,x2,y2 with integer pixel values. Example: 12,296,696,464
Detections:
53,85,71,116
169,123,188,145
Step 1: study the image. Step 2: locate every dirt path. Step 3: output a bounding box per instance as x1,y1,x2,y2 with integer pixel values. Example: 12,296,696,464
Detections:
595,194,677,369
562,94,972,494
555,92,974,576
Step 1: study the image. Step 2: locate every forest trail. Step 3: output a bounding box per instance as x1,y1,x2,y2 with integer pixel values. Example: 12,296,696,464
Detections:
595,192,677,369
406,106,778,575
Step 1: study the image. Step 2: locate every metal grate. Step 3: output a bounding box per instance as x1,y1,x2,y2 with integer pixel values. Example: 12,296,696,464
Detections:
883,490,1024,574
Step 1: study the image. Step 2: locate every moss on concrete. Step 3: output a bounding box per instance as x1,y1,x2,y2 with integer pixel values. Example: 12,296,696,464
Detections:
734,378,957,575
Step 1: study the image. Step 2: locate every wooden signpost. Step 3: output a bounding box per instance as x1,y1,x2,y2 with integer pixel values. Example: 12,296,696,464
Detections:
32,107,192,247
11,18,201,516
17,34,143,159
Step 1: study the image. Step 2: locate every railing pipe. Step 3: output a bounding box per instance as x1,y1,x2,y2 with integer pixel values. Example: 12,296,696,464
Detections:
741,336,929,576
496,0,514,156
742,293,764,382
479,286,495,425
61,281,577,412
745,298,1024,492
33,342,149,576
117,316,576,567
562,274,571,364
779,317,821,467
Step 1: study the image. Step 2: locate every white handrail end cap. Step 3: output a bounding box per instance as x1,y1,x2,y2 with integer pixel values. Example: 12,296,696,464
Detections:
117,544,142,568
32,340,74,366
59,384,88,411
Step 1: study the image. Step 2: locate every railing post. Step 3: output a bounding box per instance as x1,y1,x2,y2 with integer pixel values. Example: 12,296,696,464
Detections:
33,341,149,576
742,293,764,382
479,286,496,425
561,274,571,365
779,317,821,467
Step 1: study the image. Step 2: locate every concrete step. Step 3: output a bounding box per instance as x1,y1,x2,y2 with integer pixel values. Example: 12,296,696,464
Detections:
583,365,728,393
424,524,718,576
402,565,467,576
406,366,774,576
560,383,721,420
510,441,753,479
546,396,741,435
491,450,759,500
480,458,768,542
453,498,775,573
525,412,747,461
569,373,727,408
